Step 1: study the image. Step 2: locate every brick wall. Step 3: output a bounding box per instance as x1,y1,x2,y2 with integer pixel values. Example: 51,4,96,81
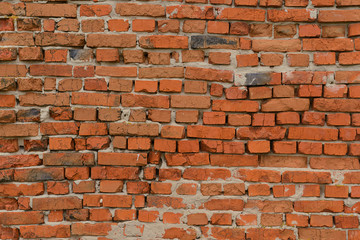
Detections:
1,0,360,239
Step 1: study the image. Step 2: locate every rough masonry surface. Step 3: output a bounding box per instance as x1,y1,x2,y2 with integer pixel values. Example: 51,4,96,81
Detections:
0,0,360,239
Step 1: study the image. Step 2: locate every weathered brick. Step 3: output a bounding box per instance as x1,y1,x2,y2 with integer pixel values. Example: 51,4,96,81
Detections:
0,212,44,225
216,8,265,21
26,3,77,17
20,225,70,238
35,33,85,47
87,34,136,48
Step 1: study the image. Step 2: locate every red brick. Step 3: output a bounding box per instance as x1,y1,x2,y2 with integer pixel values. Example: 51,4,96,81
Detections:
132,19,155,32
319,9,360,22
276,112,300,125
237,169,281,183
310,157,359,170
211,213,232,225
187,213,208,226
33,197,81,210
237,126,286,140
261,214,283,226
159,80,182,93
182,50,204,62
148,52,170,65
185,67,233,82
71,223,115,236
236,54,258,67
300,229,346,240
313,0,334,5
314,52,336,65
81,19,104,32
260,155,306,168
208,21,229,34
108,19,129,32
339,52,360,65
80,5,112,17
35,33,85,47
0,212,44,225
0,48,16,61
299,142,322,155
252,113,275,126
310,215,333,227
72,92,120,107
114,209,136,221
147,109,171,123
217,8,265,21
248,140,270,153
233,216,256,229
139,35,188,49
202,112,225,125
43,19,55,31
45,49,67,63
288,127,338,141
248,184,270,196
261,53,283,66
49,137,74,150
211,154,257,167
303,185,321,197
282,171,332,183
138,210,159,223
294,200,343,212
87,34,136,48
262,98,310,112
99,180,123,193
324,85,348,98
273,141,296,154
163,212,183,224
40,122,78,135
299,24,321,37
96,49,119,62
183,20,206,33
328,113,351,126
313,98,360,112
209,52,231,65
139,67,183,79
287,53,309,67
303,38,353,51
158,20,180,33
199,184,220,198
0,124,38,137
116,3,164,16
325,185,349,198
335,216,359,228
253,39,301,52
323,25,345,38
268,9,316,22
98,152,147,166
166,153,209,166
273,185,296,198
302,112,325,125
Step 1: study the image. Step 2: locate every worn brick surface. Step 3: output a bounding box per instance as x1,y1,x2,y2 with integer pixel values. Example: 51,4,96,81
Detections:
0,0,359,239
